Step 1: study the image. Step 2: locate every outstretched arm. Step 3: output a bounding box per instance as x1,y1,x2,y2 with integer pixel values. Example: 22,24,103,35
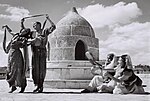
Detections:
105,70,132,83
46,14,55,26
104,72,122,82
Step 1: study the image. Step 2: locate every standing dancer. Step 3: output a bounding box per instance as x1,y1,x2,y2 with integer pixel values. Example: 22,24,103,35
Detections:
2,25,30,93
21,14,56,93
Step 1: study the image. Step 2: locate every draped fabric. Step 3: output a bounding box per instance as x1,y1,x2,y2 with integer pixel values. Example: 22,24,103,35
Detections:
3,28,7,53
86,55,117,93
47,41,50,61
113,55,145,94
2,28,27,88
7,48,25,87
125,55,133,69
6,36,26,88
23,41,30,76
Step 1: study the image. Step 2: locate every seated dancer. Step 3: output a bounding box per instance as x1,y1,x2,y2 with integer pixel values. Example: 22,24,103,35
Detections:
81,53,118,93
2,25,30,93
105,54,145,94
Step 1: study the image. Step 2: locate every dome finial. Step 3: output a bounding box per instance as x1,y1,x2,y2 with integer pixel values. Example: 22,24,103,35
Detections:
72,7,78,14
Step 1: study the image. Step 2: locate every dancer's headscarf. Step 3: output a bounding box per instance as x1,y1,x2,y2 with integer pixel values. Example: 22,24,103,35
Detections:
125,55,133,69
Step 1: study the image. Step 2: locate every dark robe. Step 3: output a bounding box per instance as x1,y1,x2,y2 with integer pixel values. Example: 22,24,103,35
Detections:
6,35,27,88
121,68,143,93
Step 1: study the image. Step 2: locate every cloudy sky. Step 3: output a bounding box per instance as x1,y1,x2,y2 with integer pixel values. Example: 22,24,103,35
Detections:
0,0,149,66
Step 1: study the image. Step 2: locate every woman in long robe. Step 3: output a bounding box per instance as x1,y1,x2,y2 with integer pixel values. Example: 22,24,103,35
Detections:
3,25,30,93
105,55,145,94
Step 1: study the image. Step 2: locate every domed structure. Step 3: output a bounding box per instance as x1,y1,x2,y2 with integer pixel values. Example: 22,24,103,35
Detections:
49,7,99,61
55,7,95,37
29,7,101,89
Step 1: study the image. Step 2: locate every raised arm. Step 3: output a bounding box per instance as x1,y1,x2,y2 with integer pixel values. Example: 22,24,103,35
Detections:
21,18,25,29
2,25,15,36
44,14,56,35
42,19,47,30
46,14,55,26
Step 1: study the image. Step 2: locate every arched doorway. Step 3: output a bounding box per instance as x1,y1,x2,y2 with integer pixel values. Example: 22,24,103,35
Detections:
75,40,87,60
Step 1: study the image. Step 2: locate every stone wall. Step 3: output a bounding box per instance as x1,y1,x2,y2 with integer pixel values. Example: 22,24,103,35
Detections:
49,36,99,61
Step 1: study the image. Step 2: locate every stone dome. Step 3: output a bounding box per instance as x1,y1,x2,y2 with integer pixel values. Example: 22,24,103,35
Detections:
49,7,99,61
53,7,95,38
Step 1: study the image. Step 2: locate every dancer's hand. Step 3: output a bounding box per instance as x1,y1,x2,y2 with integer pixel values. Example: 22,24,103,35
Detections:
2,25,7,29
45,14,49,19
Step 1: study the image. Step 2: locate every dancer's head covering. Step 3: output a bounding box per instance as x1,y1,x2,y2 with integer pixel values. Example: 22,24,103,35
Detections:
125,55,133,69
120,54,133,69
105,53,115,66
107,53,115,61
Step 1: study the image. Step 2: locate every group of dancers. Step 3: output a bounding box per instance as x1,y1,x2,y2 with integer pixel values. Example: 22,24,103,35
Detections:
2,13,145,94
2,14,56,93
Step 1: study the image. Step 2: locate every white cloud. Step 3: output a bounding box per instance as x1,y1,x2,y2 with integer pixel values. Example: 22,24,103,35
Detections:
78,2,149,65
132,52,150,65
0,4,10,7
66,0,75,4
90,0,95,4
78,2,142,28
0,4,30,21
99,22,150,65
111,22,150,51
